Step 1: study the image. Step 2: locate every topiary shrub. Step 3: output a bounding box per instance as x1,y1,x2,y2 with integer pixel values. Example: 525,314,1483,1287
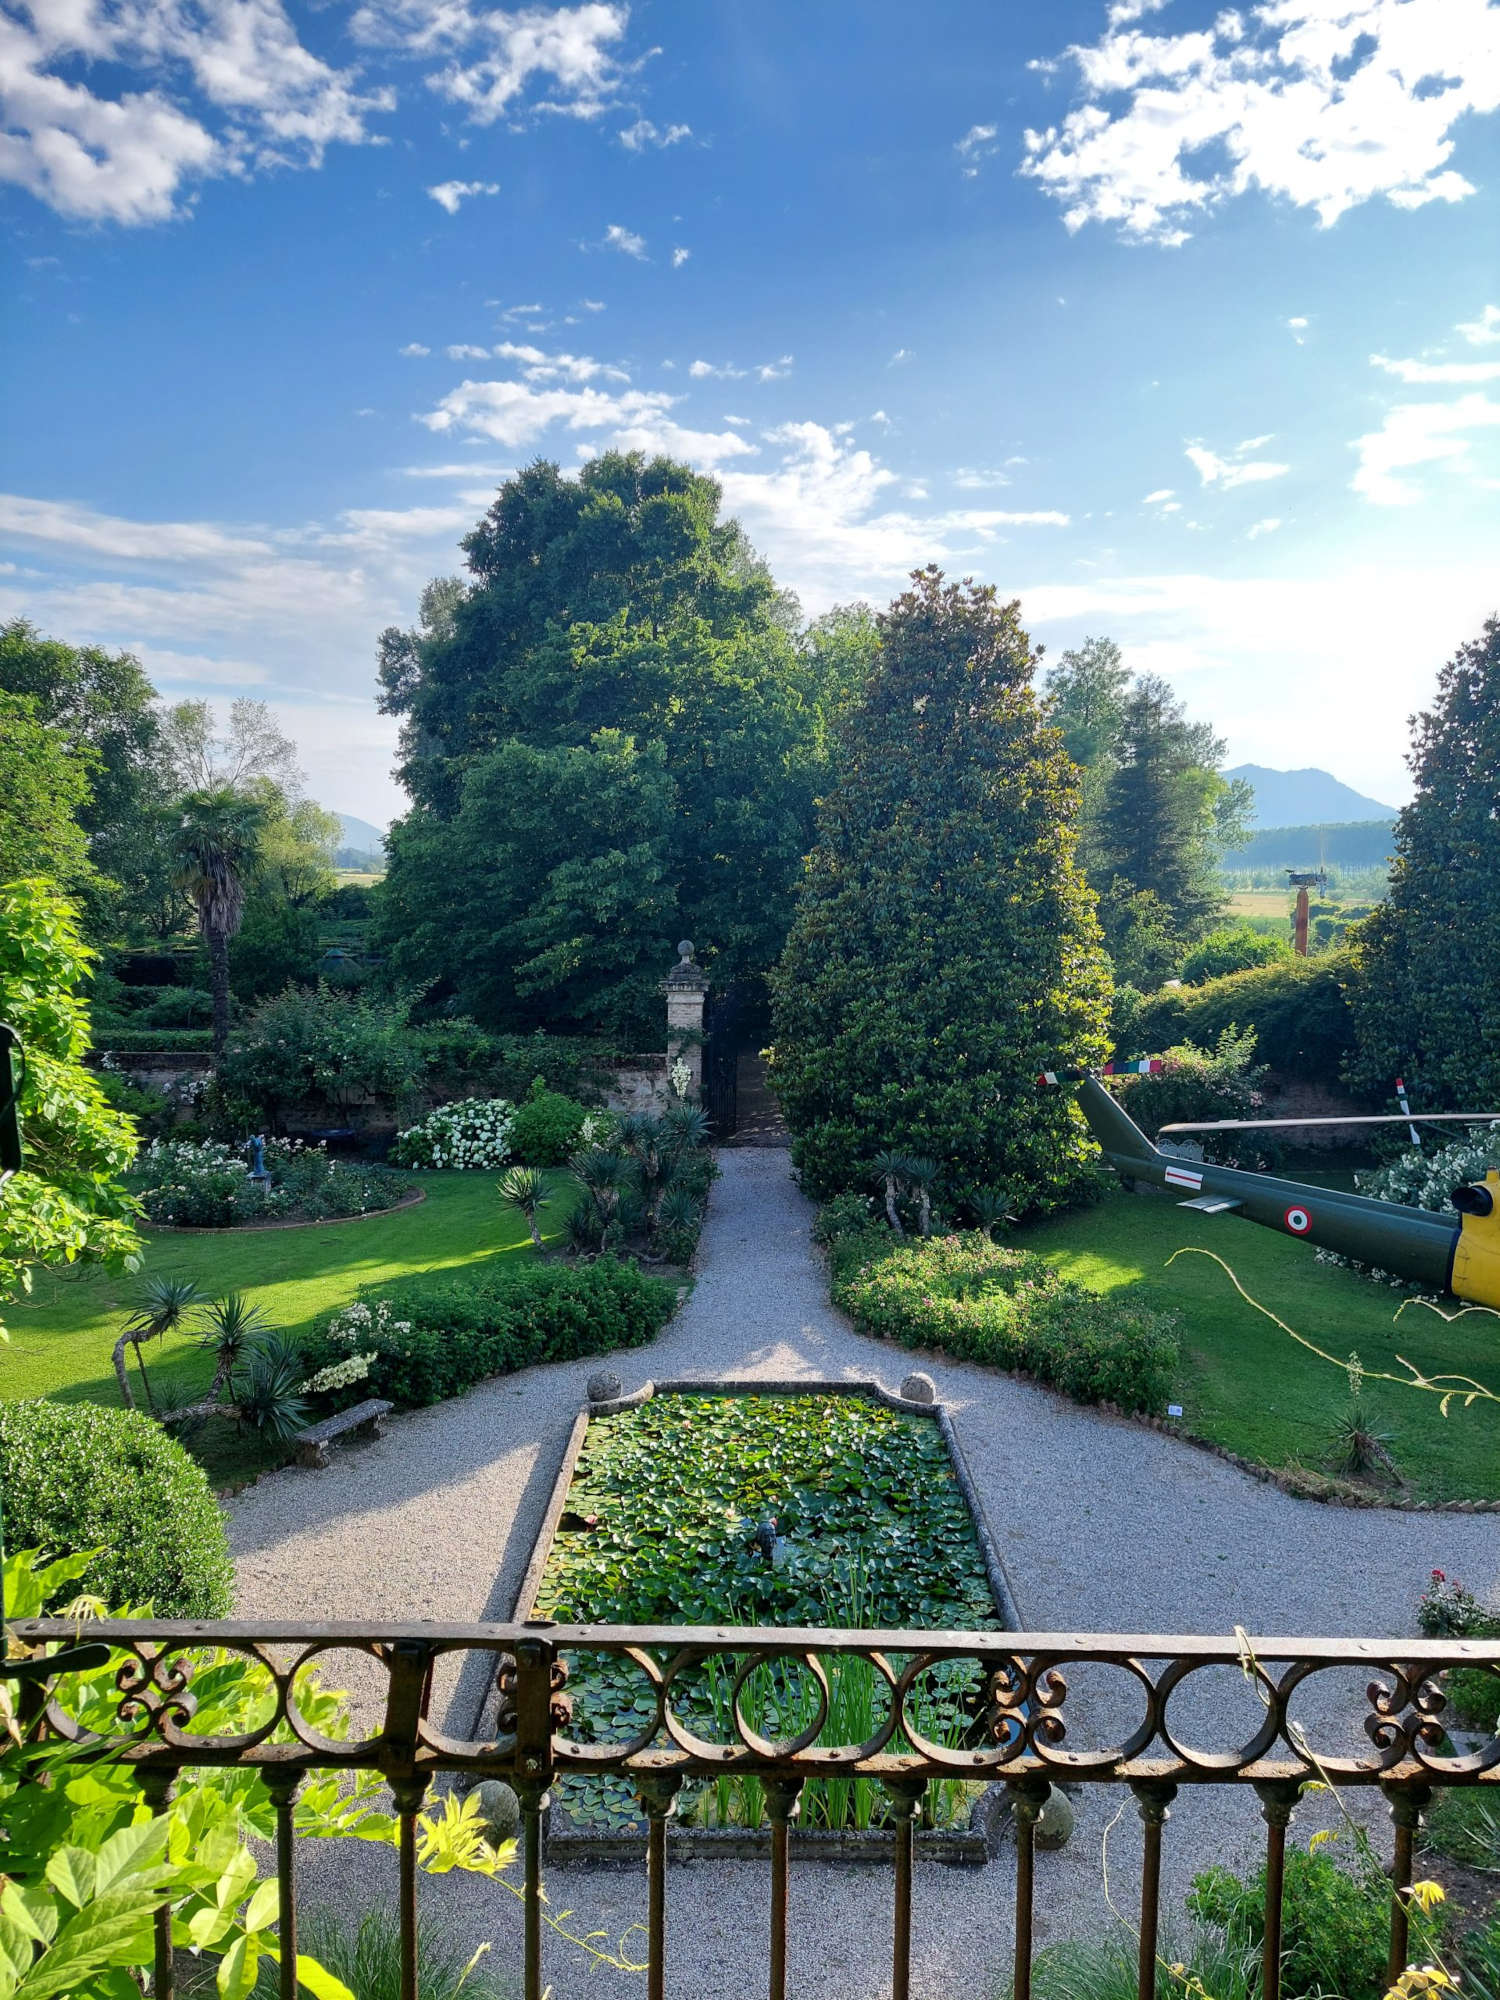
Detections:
0,1400,232,1617
1179,924,1290,985
507,1079,592,1166
1126,952,1355,1083
829,1232,1178,1413
303,1256,676,1408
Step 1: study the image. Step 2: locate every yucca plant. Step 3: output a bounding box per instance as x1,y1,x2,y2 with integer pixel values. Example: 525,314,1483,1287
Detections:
900,1155,939,1237
497,1165,551,1251
194,1292,278,1401
112,1275,207,1412
869,1150,908,1232
968,1188,1013,1240
1328,1400,1399,1480
662,1102,711,1156
234,1331,309,1443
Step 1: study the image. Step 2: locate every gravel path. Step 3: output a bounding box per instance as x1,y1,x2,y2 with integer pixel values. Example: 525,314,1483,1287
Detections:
228,1150,1500,1999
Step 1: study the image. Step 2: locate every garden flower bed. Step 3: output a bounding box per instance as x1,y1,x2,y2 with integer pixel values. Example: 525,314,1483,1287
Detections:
512,1379,1017,1862
130,1137,413,1228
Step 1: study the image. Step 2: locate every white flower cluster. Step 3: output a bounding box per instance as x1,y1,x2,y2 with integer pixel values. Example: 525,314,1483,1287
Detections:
1358,1131,1500,1214
326,1299,413,1350
391,1097,514,1170
300,1352,374,1395
141,1138,249,1179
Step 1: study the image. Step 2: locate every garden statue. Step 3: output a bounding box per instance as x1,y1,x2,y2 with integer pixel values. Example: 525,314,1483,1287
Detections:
244,1133,271,1186
1041,1062,1500,1310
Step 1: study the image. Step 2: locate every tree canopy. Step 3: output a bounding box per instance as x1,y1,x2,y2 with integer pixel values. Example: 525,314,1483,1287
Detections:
1348,616,1500,1108
377,452,828,1039
770,567,1112,1211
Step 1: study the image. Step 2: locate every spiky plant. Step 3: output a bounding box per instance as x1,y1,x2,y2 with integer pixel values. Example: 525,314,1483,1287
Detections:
869,1151,908,1233
172,786,267,1055
234,1331,309,1443
899,1155,938,1237
497,1165,551,1251
662,1102,711,1156
113,1276,208,1412
619,1113,671,1220
969,1188,1013,1240
194,1292,278,1400
1328,1402,1399,1481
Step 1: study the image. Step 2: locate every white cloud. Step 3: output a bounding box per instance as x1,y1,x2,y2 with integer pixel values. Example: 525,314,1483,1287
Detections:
1351,392,1500,504
600,222,646,256
1457,304,1500,345
399,342,431,356
1185,439,1290,487
689,359,746,380
0,0,395,223
1371,352,1500,385
352,0,633,124
1023,0,1500,245
580,297,605,312
446,342,492,359
493,342,629,382
420,376,675,448
427,179,499,213
869,409,891,427
756,354,793,381
955,122,999,177
1143,487,1175,503
889,347,913,365
0,493,272,563
671,245,690,267
1246,516,1282,538
594,420,757,470
619,118,691,150
955,467,1011,489
1107,0,1169,20
1286,315,1309,343
723,414,750,428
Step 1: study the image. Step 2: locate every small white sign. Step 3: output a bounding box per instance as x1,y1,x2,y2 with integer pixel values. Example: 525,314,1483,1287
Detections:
1167,1404,1184,1418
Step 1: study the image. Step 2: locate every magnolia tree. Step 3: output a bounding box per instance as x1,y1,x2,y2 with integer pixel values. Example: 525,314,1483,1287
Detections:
770,568,1112,1215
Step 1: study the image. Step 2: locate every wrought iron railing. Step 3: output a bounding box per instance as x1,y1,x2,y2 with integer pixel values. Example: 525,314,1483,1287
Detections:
16,1618,1500,2000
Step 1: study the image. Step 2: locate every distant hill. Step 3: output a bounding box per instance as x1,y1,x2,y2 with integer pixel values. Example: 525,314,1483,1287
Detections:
331,811,387,873
1226,764,1397,827
1223,819,1396,872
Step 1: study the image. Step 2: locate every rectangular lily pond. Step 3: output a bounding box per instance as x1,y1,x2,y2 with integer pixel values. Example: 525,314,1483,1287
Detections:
513,1378,1016,1860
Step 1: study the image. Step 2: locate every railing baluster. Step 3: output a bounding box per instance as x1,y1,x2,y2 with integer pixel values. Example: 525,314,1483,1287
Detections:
884,1778,927,2000
763,1777,803,2000
636,1775,683,2000
1131,1781,1176,2000
1253,1780,1300,2000
137,1767,177,2000
389,1776,429,2000
1384,1782,1431,1987
1008,1780,1050,2000
263,1771,302,2000
511,1639,558,2000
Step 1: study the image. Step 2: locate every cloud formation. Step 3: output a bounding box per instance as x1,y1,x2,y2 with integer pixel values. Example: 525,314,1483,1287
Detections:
427,179,500,212
618,118,690,150
1185,438,1290,488
1022,0,1500,245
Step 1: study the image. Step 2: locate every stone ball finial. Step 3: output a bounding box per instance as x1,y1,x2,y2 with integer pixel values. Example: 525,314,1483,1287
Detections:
588,1369,622,1405
677,940,694,963
900,1371,937,1405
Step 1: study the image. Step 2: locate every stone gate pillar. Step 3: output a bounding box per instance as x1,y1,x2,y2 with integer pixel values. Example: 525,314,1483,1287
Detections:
664,940,708,1102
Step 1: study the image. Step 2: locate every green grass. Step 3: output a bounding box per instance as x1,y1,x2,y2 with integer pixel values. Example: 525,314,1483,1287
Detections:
1007,1187,1500,1504
0,1170,569,1484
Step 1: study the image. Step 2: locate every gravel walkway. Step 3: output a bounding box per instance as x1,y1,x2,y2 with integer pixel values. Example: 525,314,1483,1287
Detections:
228,1150,1500,1999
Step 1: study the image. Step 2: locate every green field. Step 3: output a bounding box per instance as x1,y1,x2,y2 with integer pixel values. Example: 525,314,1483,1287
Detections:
0,1171,563,1482
1011,1187,1500,1504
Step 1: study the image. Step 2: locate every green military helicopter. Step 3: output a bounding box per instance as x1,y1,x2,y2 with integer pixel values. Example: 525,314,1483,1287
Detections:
1039,1061,1500,1311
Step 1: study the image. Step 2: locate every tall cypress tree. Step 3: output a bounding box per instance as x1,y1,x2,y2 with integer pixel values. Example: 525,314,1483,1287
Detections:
770,568,1111,1211
1348,616,1500,1107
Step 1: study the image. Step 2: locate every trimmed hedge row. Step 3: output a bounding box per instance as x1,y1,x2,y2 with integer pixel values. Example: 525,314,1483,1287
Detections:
0,1401,233,1617
1122,953,1354,1083
91,1026,215,1052
303,1255,677,1408
827,1227,1179,1414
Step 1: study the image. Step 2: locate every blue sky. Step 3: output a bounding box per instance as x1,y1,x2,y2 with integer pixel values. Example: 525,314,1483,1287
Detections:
3,0,1499,824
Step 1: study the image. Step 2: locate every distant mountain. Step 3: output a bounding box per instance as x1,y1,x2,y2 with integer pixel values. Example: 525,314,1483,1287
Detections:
335,812,387,854
1225,765,1397,828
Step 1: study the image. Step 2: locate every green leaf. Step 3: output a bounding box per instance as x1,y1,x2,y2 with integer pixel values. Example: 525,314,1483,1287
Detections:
288,1952,359,2000
216,1934,260,2000
41,1849,95,1911
241,1880,279,1935
12,1890,161,2000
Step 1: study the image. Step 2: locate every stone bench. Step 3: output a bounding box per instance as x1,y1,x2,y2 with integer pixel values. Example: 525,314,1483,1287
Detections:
295,1398,392,1469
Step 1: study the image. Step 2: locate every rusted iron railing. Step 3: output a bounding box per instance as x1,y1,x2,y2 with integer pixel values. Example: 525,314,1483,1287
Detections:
17,1618,1500,2000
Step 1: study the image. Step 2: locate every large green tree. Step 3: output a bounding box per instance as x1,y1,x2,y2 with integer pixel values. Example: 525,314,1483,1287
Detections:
1348,616,1500,1107
0,880,141,1338
770,568,1112,1210
0,692,97,894
172,789,268,1054
377,453,821,1037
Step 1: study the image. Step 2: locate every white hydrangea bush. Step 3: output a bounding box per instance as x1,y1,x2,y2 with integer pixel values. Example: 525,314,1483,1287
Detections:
1358,1131,1500,1212
389,1097,515,1170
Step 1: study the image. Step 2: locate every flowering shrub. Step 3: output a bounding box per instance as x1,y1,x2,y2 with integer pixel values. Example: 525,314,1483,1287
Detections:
129,1137,407,1226
1359,1132,1500,1213
299,1351,375,1396
389,1097,514,1170
829,1231,1179,1413
1110,1029,1273,1164
1418,1569,1500,1638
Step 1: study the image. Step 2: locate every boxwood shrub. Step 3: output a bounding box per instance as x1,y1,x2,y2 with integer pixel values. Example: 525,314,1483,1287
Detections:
0,1401,232,1616
828,1229,1178,1414
304,1255,677,1408
507,1082,594,1166
1125,954,1354,1083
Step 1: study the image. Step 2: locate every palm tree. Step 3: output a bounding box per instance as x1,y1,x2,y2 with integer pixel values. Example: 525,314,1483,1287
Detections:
113,1276,207,1411
172,787,266,1055
869,1151,909,1233
497,1165,551,1251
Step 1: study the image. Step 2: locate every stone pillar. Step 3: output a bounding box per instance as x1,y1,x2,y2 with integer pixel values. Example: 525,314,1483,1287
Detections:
664,940,708,1102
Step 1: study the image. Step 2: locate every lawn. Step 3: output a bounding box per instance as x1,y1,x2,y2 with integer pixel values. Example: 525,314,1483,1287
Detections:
1008,1187,1500,1504
0,1171,569,1484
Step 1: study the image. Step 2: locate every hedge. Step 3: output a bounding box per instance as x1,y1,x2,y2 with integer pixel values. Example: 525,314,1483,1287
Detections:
91,1026,215,1053
1124,953,1354,1083
303,1255,677,1408
0,1401,233,1616
828,1228,1179,1414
